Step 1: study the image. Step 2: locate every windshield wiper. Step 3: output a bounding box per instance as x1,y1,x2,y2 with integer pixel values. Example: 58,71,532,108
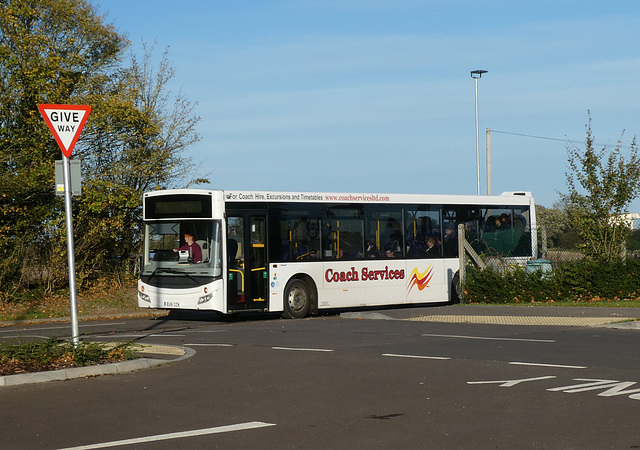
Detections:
148,267,180,279
148,267,199,284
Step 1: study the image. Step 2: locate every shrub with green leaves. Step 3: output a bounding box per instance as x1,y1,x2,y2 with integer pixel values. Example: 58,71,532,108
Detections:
464,259,640,304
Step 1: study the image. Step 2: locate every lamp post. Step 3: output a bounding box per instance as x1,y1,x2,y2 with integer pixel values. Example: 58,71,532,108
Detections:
470,69,487,195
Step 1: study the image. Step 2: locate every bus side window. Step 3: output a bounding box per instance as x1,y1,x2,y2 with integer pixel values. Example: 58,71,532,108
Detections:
405,205,440,258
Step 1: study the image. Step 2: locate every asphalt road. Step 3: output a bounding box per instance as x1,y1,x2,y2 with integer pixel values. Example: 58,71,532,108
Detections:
2,305,640,449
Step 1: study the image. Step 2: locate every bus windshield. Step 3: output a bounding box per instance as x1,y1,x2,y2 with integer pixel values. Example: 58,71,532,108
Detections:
141,220,223,277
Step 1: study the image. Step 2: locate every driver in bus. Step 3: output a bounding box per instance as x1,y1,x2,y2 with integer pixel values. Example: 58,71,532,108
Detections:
173,233,202,263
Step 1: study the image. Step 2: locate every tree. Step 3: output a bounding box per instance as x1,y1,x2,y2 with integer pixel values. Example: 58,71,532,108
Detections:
69,45,203,286
0,0,127,292
0,0,203,294
536,201,576,252
536,203,570,245
561,116,640,261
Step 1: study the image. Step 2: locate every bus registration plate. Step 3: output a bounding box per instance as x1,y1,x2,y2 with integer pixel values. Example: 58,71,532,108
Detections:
163,301,180,307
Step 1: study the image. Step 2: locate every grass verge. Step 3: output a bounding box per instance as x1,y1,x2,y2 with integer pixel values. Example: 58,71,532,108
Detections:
0,282,140,322
0,337,139,376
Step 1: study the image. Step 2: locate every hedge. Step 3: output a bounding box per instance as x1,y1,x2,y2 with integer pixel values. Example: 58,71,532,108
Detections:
463,259,640,304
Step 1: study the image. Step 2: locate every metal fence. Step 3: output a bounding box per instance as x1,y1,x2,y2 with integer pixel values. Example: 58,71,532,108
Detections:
460,222,640,276
456,223,579,292
537,225,584,267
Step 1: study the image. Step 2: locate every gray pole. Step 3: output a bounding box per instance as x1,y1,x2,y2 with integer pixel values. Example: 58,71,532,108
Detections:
474,77,480,195
62,155,80,346
470,70,487,196
486,127,491,195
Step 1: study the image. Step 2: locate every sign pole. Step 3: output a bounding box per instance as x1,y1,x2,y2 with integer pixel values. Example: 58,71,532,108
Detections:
38,104,90,346
62,154,80,346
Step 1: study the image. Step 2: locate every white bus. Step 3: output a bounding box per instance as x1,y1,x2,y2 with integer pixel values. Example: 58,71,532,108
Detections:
138,189,537,318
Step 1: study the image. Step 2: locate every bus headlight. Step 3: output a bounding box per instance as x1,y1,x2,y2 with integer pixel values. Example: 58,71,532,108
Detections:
138,291,150,302
198,288,217,304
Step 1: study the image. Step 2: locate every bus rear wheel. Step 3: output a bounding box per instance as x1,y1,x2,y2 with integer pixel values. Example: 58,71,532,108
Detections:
283,279,311,319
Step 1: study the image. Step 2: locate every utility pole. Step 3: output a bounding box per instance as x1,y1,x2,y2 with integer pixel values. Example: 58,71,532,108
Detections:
486,128,491,195
470,70,487,195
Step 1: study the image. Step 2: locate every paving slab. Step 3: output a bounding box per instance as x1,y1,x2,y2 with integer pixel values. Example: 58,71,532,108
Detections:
341,304,640,328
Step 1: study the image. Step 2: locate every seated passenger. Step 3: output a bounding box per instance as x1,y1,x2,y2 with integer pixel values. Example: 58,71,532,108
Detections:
499,213,512,229
384,243,396,258
424,236,440,258
492,217,502,231
365,239,377,258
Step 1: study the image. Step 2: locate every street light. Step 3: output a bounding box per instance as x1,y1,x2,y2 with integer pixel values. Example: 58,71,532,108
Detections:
470,69,487,195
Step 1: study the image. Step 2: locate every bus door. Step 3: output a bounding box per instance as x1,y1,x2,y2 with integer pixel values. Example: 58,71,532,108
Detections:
226,212,268,311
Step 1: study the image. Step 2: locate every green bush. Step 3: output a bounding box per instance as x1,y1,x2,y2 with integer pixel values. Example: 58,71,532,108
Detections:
0,337,137,368
464,259,640,304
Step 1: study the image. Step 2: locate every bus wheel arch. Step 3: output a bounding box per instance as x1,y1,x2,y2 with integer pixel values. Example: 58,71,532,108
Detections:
282,275,317,319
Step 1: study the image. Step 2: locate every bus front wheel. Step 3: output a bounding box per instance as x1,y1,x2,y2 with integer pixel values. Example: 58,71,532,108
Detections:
283,279,311,319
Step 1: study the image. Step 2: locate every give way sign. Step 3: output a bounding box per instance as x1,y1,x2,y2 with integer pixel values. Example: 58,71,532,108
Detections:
38,104,91,157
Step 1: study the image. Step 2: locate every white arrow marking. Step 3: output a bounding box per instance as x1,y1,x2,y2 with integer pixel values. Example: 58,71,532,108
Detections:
468,376,556,387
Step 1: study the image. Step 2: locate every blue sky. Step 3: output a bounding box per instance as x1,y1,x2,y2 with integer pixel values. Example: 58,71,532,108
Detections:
95,1,640,209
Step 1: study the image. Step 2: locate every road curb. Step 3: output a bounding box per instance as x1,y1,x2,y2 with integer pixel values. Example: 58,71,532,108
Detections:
0,310,170,328
0,344,195,387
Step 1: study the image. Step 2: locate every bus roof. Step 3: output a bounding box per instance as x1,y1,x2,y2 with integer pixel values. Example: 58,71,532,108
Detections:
145,189,534,207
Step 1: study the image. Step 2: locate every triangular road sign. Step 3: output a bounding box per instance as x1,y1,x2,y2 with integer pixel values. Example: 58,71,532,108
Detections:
38,104,91,157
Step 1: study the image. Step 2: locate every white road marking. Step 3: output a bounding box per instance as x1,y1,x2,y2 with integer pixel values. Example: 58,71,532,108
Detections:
469,376,640,402
91,333,187,338
58,421,276,449
423,333,555,343
189,329,228,333
509,361,587,369
272,346,334,352
91,334,147,338
148,334,186,337
185,343,233,347
548,378,640,398
468,376,557,387
382,353,450,360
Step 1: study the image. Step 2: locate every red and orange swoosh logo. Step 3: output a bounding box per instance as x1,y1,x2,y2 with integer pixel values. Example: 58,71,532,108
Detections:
407,265,433,294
